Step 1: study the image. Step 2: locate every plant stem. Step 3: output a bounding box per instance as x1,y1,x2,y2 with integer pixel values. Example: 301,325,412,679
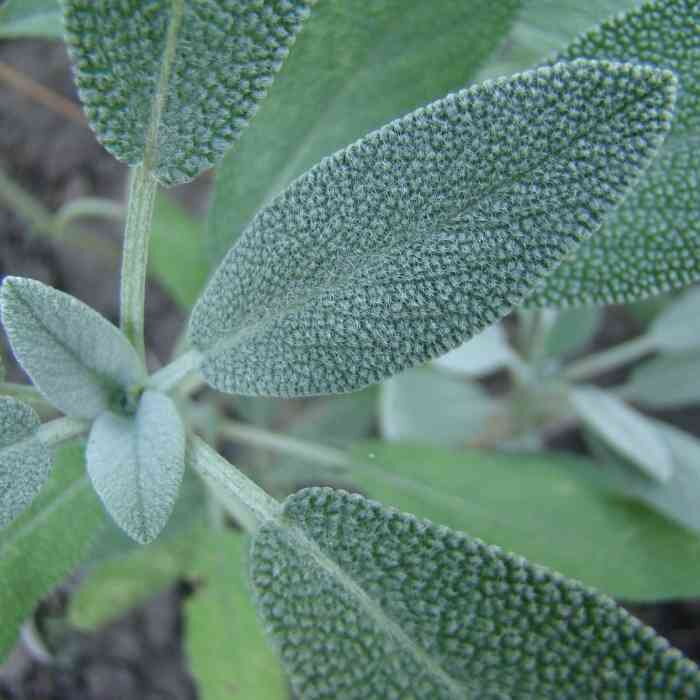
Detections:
188,435,282,532
564,335,655,381
0,382,46,405
37,416,90,447
119,164,158,361
148,349,203,392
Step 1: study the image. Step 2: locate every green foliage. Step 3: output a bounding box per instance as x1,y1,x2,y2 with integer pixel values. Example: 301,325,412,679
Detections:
623,350,700,408
569,386,674,482
0,277,145,419
0,442,104,659
0,0,62,39
0,397,52,528
251,487,700,698
62,0,314,186
646,285,700,351
542,307,602,357
342,442,700,600
433,324,516,376
206,0,522,264
533,0,700,307
191,61,675,397
186,529,287,700
86,390,185,544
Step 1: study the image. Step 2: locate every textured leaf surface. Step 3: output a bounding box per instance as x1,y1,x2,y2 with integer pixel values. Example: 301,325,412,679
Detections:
647,286,700,351
0,277,145,419
587,420,700,534
63,0,314,186
187,530,286,700
206,0,521,264
343,442,700,600
0,0,62,39
251,487,700,698
0,442,104,659
380,368,495,447
191,61,675,397
86,390,185,543
533,0,700,307
0,397,52,529
433,324,515,376
623,351,700,407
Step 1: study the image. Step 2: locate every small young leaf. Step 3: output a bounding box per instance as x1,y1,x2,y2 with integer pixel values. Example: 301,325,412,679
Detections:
0,0,62,39
62,0,314,186
343,441,700,600
0,442,104,660
190,61,675,397
206,0,522,263
0,397,52,529
586,420,700,534
251,487,700,698
647,286,700,352
432,324,515,376
380,368,494,447
623,350,700,408
0,277,145,419
569,386,674,482
532,0,700,307
86,390,185,544
543,307,602,357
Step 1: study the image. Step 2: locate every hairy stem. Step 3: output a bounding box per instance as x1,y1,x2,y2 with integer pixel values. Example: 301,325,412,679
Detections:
0,382,46,405
148,348,203,392
188,435,282,533
36,416,90,447
119,164,158,360
564,335,655,381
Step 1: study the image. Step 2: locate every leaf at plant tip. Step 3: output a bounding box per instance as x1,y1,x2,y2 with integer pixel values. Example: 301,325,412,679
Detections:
532,0,700,307
0,277,145,420
62,0,315,186
569,386,674,483
0,397,52,529
86,390,185,544
0,442,104,660
190,60,676,397
623,350,700,408
250,487,700,699
647,285,700,352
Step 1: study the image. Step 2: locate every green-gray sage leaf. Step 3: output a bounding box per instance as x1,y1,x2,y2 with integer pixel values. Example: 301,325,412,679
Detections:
0,277,145,419
62,0,314,186
569,386,674,482
0,0,62,39
646,285,700,352
533,0,700,307
190,61,675,397
251,487,700,699
542,307,602,357
433,324,515,376
0,397,52,529
86,390,185,544
206,0,522,265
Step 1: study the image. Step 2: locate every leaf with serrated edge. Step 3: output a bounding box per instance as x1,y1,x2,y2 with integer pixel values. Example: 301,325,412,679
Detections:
0,397,52,529
623,350,700,408
570,386,674,482
433,324,514,376
647,285,700,351
86,390,185,544
62,0,314,186
206,0,522,264
0,442,104,660
251,487,700,698
0,0,62,39
0,277,145,419
190,61,675,397
533,0,700,307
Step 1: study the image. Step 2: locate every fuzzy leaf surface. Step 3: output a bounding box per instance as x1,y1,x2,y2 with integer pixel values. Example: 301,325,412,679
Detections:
0,442,104,659
86,390,185,543
343,442,700,600
62,0,314,186
251,487,700,698
0,0,62,39
191,61,675,397
0,277,145,419
0,397,52,529
533,0,700,307
570,386,674,482
623,350,700,408
206,0,521,264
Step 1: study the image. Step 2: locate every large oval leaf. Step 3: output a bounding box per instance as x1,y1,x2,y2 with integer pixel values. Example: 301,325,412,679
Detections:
63,0,314,186
251,487,700,698
532,0,700,307
190,60,675,397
